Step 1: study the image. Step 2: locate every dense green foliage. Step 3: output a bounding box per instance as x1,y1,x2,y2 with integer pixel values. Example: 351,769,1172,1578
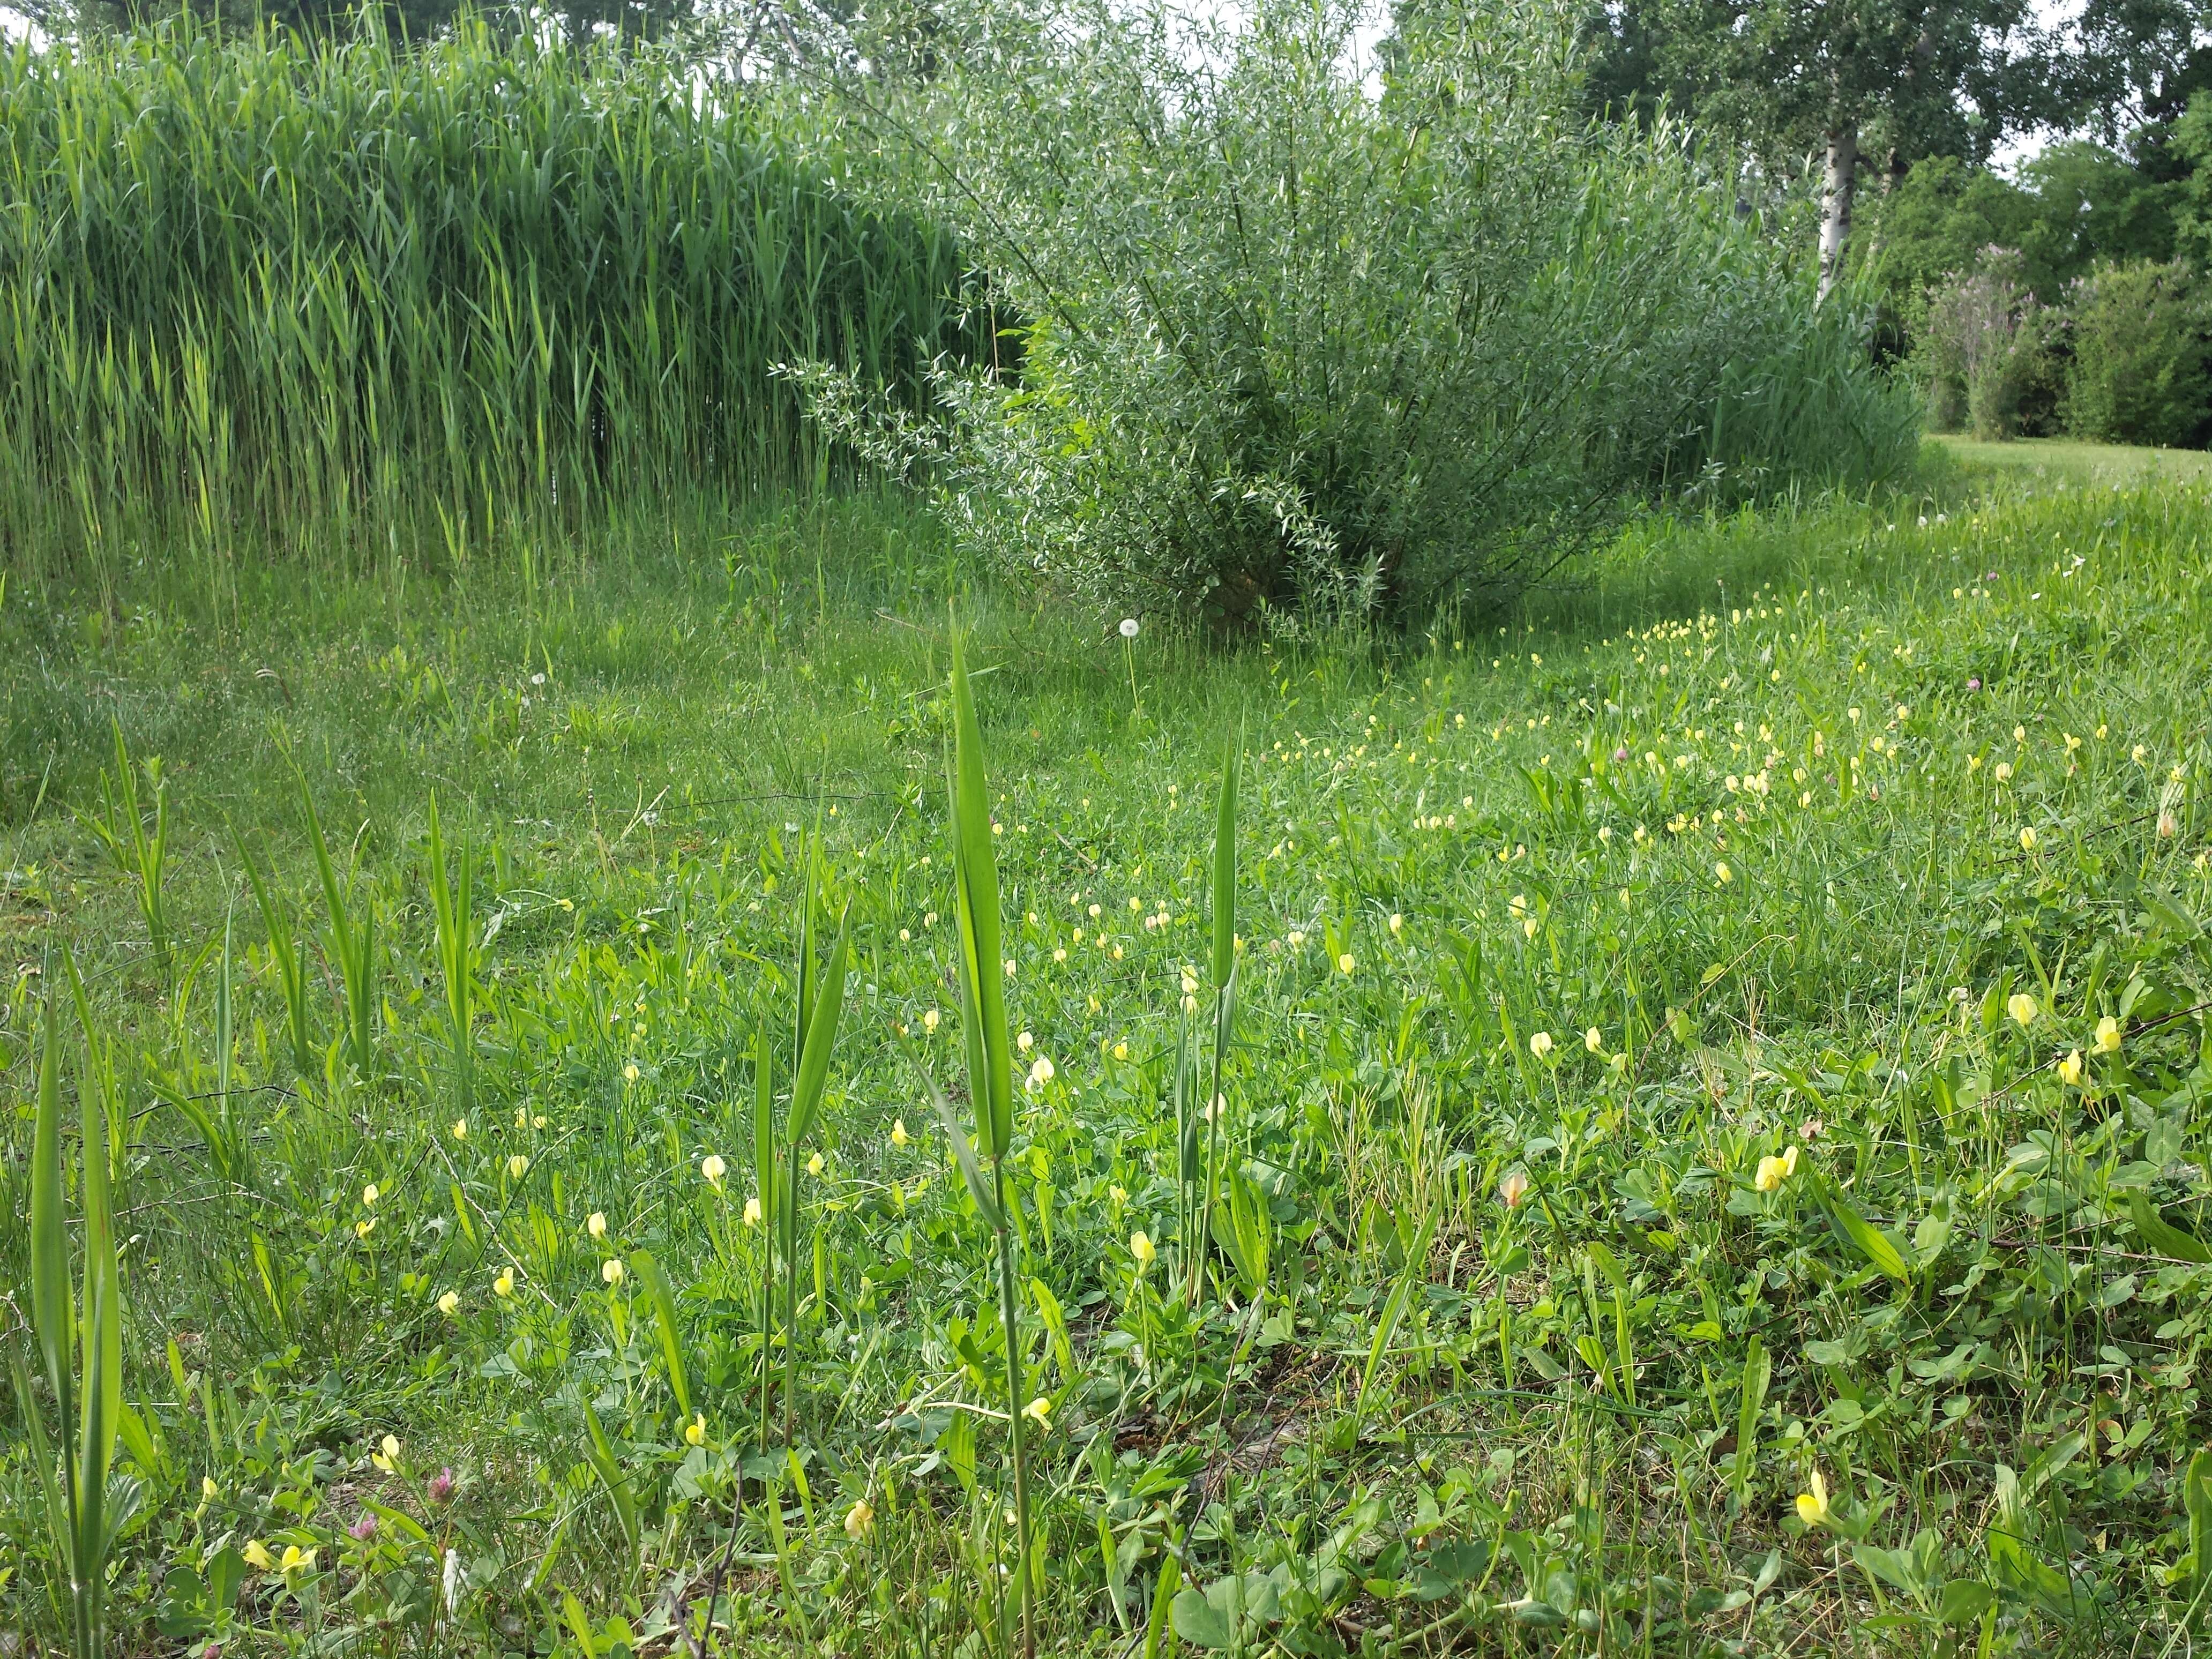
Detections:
2059,262,2211,446
797,0,1917,631
1857,134,2210,327
1848,56,2212,449
0,18,983,582
4,457,2212,1653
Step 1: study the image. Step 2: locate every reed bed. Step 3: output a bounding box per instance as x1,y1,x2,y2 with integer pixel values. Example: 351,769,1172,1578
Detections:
0,17,982,587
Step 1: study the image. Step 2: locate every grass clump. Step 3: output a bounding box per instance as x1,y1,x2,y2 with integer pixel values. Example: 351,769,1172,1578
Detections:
3,464,2212,1654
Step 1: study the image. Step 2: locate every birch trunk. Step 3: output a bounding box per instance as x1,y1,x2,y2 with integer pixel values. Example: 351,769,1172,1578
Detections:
1817,120,1859,303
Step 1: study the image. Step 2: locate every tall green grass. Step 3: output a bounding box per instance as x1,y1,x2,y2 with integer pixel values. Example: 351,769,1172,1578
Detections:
0,17,982,585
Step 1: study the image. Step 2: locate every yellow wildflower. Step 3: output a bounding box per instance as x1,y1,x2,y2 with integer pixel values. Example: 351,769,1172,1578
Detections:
1754,1146,1800,1192
1795,1470,1832,1529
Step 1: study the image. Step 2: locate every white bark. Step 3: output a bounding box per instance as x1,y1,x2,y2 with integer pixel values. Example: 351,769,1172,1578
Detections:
1817,120,1859,304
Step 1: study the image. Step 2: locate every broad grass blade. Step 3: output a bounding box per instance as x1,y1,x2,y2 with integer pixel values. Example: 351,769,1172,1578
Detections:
784,906,851,1152
630,1252,692,1420
1211,721,1240,991
28,972,73,1434
947,622,1012,1156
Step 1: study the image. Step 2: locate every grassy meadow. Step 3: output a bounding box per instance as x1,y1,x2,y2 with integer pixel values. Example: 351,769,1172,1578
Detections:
3,453,2210,1655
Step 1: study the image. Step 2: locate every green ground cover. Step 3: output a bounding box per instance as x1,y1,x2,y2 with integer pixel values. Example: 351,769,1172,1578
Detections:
3,459,2211,1655
1930,434,2212,485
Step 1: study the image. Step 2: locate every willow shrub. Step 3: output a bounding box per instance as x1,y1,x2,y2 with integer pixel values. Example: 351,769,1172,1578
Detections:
800,0,1918,632
0,16,984,580
2061,261,2212,448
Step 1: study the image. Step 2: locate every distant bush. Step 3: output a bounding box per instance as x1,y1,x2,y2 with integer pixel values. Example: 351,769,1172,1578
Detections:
2060,261,2210,447
1918,251,2058,440
798,0,1917,632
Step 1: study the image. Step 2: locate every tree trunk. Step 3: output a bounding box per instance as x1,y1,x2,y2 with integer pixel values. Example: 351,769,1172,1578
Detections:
1817,120,1859,303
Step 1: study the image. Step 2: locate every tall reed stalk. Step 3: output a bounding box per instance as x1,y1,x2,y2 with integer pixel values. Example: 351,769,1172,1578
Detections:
425,796,475,1114
302,780,378,1082
17,953,125,1659
1187,724,1240,1307
779,857,851,1447
911,618,1037,1659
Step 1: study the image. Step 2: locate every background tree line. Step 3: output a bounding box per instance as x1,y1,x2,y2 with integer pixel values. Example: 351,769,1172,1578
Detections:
1578,0,2212,447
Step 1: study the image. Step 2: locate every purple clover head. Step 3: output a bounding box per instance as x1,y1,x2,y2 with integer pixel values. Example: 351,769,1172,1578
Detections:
1612,747,1629,763
428,1467,456,1506
349,1513,378,1542
1967,677,1982,691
